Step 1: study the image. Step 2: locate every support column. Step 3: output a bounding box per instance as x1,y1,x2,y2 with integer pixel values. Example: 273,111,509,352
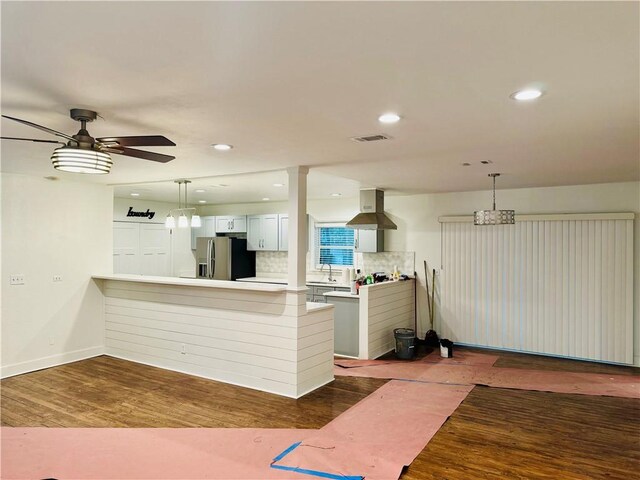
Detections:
287,166,309,290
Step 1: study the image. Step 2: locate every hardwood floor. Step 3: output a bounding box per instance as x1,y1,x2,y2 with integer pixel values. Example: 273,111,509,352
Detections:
2,349,639,479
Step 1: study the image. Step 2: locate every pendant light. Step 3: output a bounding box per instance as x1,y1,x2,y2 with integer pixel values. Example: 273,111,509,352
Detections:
474,173,515,225
165,179,202,229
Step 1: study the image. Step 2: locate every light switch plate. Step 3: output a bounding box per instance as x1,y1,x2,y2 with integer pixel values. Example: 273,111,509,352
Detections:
10,274,25,285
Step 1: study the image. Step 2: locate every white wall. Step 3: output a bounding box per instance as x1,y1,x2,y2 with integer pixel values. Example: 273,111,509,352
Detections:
201,181,640,365
113,197,196,278
1,174,113,377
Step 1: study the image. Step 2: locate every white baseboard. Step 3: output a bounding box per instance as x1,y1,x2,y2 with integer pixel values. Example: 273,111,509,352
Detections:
1,346,105,379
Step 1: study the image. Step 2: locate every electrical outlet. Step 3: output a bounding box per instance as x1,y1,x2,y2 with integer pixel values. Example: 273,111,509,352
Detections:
180,344,186,355
53,275,63,282
10,274,25,285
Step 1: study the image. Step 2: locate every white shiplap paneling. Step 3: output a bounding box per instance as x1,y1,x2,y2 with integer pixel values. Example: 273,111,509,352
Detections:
359,280,415,359
99,278,334,398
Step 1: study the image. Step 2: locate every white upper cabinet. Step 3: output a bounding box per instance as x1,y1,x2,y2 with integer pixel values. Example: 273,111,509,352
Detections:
247,214,279,251
278,214,289,251
354,229,384,253
191,216,216,250
216,215,247,233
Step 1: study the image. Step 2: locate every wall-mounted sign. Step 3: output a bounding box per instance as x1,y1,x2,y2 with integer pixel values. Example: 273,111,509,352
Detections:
126,207,155,220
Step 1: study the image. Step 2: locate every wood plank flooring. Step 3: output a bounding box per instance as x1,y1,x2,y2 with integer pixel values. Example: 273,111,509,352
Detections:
2,348,639,479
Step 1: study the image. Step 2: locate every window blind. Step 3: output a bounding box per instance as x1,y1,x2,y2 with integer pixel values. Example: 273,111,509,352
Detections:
315,225,355,267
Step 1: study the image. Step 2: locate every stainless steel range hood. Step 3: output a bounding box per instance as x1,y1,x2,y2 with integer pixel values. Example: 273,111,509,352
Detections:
345,189,397,230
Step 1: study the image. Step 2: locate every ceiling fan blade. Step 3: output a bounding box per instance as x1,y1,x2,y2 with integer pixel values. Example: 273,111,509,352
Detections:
96,135,175,147
103,146,175,163
1,136,64,144
1,115,77,143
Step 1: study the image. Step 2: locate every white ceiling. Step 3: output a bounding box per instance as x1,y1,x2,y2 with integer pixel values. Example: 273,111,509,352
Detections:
1,1,638,200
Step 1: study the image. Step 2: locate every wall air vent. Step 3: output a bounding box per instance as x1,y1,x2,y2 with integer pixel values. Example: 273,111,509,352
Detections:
350,134,391,143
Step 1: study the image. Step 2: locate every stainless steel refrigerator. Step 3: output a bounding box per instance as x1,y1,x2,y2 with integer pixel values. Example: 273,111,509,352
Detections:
196,237,256,280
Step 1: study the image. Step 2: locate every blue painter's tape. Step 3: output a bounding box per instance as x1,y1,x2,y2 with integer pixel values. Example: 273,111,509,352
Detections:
270,442,363,480
271,463,363,480
272,441,302,463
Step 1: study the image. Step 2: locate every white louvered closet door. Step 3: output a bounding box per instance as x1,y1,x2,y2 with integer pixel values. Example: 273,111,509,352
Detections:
440,214,634,364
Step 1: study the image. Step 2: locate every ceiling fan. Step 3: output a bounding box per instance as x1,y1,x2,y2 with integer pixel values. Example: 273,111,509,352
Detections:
1,108,176,174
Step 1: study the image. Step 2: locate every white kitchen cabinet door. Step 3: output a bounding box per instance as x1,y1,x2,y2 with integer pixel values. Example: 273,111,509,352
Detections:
278,214,289,251
113,222,140,274
203,216,216,237
139,224,171,276
247,214,279,251
215,215,246,233
262,214,279,250
355,229,384,253
191,216,215,249
246,215,262,251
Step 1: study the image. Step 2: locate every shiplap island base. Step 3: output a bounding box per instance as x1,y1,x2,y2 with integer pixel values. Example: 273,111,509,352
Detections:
92,274,334,398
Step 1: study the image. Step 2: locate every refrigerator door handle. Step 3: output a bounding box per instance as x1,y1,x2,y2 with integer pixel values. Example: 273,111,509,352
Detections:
206,239,211,278
211,240,216,278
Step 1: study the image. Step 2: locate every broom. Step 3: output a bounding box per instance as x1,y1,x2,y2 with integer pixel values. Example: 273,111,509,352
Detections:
424,261,439,347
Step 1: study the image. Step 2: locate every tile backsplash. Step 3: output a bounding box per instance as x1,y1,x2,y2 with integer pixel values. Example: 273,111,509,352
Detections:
361,251,415,276
256,251,415,278
256,251,289,275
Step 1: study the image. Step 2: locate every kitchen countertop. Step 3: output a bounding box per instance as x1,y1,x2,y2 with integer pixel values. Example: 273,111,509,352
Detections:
324,291,359,300
237,276,350,288
93,274,287,292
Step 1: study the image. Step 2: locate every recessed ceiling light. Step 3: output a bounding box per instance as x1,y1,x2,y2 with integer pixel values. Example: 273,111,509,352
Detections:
210,184,229,188
195,189,205,193
262,197,270,201
510,89,543,101
273,183,285,187
330,193,342,197
212,144,233,151
130,192,140,197
378,113,401,124
198,200,206,204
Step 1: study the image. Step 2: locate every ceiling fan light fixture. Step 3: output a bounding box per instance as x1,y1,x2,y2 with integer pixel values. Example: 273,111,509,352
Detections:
474,173,515,226
51,147,112,174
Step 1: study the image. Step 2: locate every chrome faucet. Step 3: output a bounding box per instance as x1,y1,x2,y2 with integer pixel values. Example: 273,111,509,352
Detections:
321,263,336,282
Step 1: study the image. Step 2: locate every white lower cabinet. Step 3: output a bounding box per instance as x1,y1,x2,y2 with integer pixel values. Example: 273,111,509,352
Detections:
247,214,279,251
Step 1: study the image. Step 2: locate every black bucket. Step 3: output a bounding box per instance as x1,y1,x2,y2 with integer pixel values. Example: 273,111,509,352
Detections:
394,328,416,360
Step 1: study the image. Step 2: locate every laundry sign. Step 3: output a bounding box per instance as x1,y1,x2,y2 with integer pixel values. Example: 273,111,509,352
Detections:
126,207,155,220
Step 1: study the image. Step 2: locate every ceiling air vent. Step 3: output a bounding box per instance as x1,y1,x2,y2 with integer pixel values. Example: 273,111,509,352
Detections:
351,134,391,143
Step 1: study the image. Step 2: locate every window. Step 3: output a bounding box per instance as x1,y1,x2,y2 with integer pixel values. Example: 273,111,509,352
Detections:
315,224,354,268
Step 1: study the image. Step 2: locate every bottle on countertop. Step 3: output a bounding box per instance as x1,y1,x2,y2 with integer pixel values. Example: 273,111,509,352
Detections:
393,265,400,281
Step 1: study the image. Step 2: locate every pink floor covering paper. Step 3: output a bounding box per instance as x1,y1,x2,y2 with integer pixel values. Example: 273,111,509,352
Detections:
2,351,638,480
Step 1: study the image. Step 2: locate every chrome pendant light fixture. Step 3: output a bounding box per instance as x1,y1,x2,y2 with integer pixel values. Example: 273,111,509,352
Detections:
165,179,202,228
474,173,515,225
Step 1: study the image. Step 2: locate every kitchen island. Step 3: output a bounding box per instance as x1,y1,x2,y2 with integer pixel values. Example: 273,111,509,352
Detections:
92,274,334,398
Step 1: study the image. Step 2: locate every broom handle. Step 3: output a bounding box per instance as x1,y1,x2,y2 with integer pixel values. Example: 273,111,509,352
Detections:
424,260,432,322
431,269,436,330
